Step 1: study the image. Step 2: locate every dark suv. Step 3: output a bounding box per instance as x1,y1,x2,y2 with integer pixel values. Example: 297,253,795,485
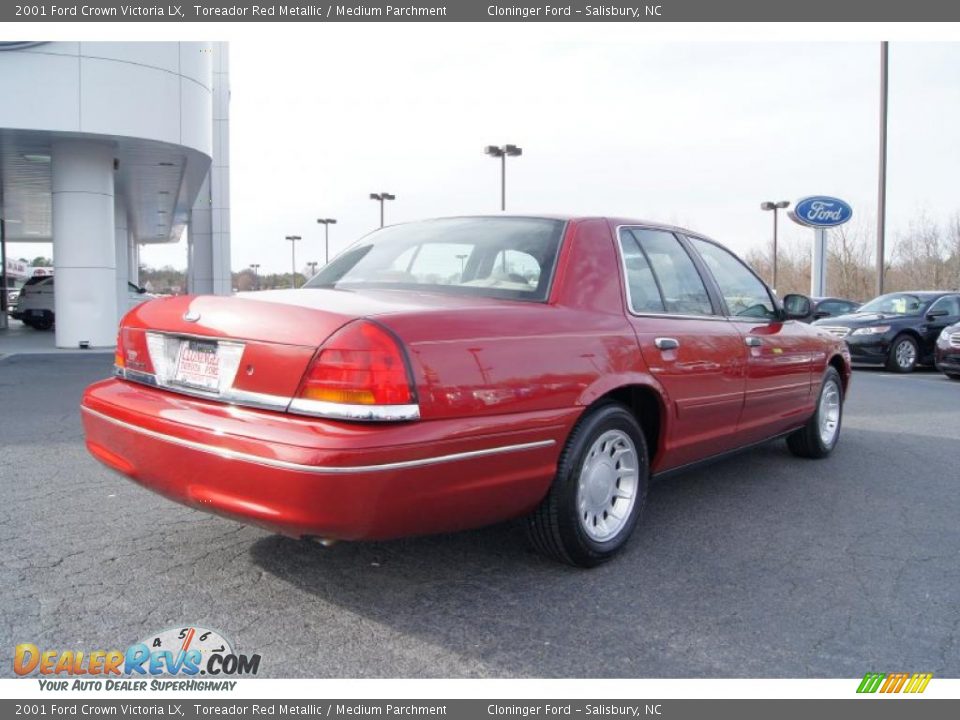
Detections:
813,291,960,372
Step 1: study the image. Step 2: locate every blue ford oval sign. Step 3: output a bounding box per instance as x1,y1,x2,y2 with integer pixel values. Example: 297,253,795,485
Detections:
793,196,853,227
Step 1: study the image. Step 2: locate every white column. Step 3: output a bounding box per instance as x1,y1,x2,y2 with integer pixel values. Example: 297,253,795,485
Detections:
51,140,117,348
128,235,139,285
188,172,214,294
115,198,130,324
211,41,232,295
810,228,827,297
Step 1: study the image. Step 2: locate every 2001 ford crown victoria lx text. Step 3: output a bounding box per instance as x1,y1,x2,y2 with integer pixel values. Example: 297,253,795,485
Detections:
82,216,852,566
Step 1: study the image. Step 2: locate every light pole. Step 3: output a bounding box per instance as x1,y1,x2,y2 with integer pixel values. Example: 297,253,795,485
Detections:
760,200,790,292
307,261,318,277
285,235,301,288
484,144,522,211
249,263,260,291
369,193,395,228
877,40,889,297
316,218,337,265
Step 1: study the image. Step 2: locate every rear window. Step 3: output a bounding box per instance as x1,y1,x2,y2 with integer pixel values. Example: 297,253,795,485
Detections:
304,217,565,302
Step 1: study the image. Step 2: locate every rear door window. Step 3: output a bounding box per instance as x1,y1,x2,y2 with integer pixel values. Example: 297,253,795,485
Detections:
618,228,714,316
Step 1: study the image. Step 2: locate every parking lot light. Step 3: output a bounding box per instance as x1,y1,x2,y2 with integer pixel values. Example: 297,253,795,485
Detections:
760,200,790,291
285,235,302,288
369,193,395,228
485,144,523,211
316,218,337,265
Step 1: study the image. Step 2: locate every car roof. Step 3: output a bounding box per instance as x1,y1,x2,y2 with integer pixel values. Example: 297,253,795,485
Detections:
414,214,717,239
885,290,958,298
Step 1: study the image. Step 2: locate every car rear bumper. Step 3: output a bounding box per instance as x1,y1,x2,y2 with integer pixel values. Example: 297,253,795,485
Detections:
81,379,570,540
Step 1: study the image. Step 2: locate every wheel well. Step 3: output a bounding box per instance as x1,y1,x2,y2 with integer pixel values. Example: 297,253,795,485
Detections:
595,385,662,464
827,354,848,392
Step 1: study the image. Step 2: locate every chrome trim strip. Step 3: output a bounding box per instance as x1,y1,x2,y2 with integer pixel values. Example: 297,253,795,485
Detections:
116,367,291,412
288,398,421,422
81,406,555,474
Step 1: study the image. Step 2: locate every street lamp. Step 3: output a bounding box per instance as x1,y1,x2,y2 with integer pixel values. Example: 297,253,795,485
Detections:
760,200,790,292
316,218,337,265
456,253,468,278
484,144,522,211
307,261,318,277
369,193,395,228
249,263,260,291
285,235,302,288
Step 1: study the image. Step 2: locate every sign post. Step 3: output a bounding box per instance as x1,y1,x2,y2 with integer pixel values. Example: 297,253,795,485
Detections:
788,196,853,297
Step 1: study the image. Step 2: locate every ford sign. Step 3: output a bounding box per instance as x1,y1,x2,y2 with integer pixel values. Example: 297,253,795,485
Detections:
793,196,853,227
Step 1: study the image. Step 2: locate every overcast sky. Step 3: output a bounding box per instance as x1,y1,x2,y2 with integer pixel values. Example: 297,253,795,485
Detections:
12,39,960,276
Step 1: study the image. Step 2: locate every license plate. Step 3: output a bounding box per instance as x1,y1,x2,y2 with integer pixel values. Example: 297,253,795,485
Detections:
173,339,221,392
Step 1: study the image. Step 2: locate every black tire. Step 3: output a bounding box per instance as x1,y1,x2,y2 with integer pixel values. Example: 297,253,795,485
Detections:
527,403,649,568
946,374,960,381
31,312,54,331
787,367,844,459
885,334,918,373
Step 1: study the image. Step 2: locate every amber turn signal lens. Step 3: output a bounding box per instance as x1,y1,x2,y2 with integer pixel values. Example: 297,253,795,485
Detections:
297,320,414,406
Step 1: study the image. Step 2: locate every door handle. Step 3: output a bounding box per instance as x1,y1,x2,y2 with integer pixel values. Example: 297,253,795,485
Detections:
654,337,680,350
744,336,762,347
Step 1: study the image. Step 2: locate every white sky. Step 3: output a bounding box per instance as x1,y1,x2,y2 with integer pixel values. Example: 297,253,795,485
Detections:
11,37,960,276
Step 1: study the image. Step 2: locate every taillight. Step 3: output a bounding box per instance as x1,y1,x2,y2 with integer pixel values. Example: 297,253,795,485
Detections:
114,329,125,372
289,320,419,421
114,327,154,380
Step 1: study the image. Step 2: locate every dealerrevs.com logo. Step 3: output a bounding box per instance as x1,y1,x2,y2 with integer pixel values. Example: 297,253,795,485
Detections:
15,626,260,691
856,672,933,694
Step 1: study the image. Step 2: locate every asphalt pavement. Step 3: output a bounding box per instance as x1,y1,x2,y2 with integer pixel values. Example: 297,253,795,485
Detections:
1,353,957,678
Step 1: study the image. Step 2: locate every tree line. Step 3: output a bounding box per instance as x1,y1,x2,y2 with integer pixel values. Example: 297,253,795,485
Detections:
746,212,960,301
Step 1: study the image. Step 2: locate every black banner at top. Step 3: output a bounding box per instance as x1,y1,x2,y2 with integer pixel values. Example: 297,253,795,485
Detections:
3,0,960,22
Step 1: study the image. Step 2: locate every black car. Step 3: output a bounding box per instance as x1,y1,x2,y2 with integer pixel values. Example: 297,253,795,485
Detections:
792,296,861,323
935,320,960,380
812,291,960,373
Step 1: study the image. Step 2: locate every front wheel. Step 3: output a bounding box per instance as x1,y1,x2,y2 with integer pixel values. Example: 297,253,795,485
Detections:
886,334,918,373
787,367,843,459
526,403,649,567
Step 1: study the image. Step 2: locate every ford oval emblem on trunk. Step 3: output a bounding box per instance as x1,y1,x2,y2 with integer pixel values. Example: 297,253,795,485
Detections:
793,196,853,228
183,309,201,323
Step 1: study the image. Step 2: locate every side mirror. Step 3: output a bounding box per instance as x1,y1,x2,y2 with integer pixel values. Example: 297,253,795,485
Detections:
782,293,811,320
927,309,948,319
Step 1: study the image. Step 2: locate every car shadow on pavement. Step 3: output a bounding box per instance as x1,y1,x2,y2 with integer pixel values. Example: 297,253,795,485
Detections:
247,428,959,678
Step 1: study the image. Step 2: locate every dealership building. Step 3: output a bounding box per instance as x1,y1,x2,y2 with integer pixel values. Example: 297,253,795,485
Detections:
0,41,231,348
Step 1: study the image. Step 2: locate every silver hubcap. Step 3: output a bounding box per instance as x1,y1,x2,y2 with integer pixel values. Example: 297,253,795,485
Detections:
819,379,841,446
576,430,639,543
895,340,916,368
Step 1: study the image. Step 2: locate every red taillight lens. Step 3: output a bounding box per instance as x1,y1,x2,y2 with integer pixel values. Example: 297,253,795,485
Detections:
297,320,414,406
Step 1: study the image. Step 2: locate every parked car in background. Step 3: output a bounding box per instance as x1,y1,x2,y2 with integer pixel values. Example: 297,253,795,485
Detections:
13,276,155,330
783,295,860,323
82,215,851,567
10,275,55,328
813,291,960,373
935,321,960,380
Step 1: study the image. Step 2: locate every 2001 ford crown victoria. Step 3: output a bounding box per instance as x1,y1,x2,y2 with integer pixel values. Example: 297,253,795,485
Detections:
82,216,852,566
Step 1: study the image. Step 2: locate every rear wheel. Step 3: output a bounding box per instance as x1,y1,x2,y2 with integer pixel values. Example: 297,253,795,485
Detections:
31,312,54,330
527,403,649,567
886,334,918,373
787,367,843,459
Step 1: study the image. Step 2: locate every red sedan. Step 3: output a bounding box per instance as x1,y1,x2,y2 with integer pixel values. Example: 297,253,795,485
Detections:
82,216,851,566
